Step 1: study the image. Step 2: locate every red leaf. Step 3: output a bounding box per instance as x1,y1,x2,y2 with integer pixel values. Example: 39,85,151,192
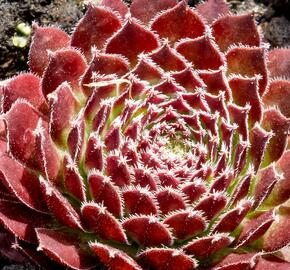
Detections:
90,242,142,270
34,119,61,182
88,170,122,218
106,154,131,187
71,4,121,59
122,215,173,247
262,108,289,164
253,165,279,208
156,188,186,215
40,178,84,230
123,187,158,216
268,49,290,78
48,82,78,143
81,52,129,95
181,181,207,204
63,155,86,202
255,257,290,270
197,0,229,23
229,76,262,124
236,210,275,248
149,42,186,72
133,167,158,191
176,36,224,70
84,133,104,172
0,200,51,243
163,210,206,240
263,80,290,118
263,210,290,252
0,154,46,212
130,0,177,24
212,253,260,270
81,203,127,244
183,234,233,257
101,0,129,18
67,111,85,163
138,248,197,270
226,47,268,95
213,200,252,233
228,103,249,140
29,25,70,76
171,67,204,91
249,124,272,172
36,228,96,270
104,118,122,151
199,69,231,100
270,150,290,205
4,101,41,168
231,172,253,205
212,13,260,51
106,18,159,65
132,55,163,83
194,192,227,220
151,1,205,43
2,73,46,113
41,49,87,99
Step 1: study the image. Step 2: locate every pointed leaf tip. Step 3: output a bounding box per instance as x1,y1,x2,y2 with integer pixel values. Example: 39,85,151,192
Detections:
268,49,290,78
131,0,177,24
29,25,70,76
42,49,87,99
36,228,96,270
82,203,127,244
101,0,129,18
212,13,260,51
71,4,122,59
197,0,229,23
106,18,159,65
90,242,142,270
151,1,205,43
138,248,197,270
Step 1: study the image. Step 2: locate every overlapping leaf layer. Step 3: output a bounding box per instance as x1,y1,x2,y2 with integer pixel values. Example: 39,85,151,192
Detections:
0,0,290,269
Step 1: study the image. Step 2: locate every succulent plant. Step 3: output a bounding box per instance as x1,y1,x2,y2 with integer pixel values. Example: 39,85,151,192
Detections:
0,0,290,269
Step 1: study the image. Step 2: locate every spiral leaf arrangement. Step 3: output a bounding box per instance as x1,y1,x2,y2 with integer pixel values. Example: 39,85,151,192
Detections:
0,0,290,269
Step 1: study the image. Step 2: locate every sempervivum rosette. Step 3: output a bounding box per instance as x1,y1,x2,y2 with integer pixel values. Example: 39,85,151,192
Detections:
0,0,290,269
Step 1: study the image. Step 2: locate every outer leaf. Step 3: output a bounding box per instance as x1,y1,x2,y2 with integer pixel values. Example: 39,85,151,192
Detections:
41,49,87,99
0,154,46,212
226,47,268,95
150,1,205,43
29,25,70,76
0,200,51,243
101,0,129,18
176,36,224,70
130,0,177,24
212,13,260,51
2,73,45,113
106,18,159,65
212,253,260,270
36,228,96,270
268,49,290,78
40,178,84,230
262,108,289,165
71,4,122,59
263,80,290,118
